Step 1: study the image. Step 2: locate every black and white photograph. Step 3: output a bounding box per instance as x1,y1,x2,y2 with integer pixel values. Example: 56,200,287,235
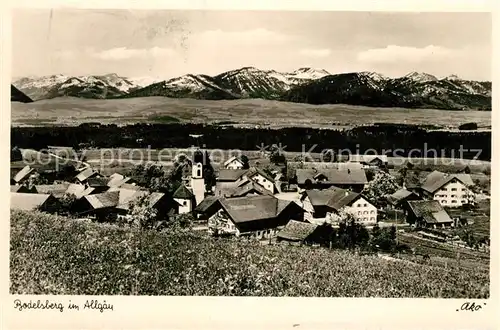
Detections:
8,6,493,306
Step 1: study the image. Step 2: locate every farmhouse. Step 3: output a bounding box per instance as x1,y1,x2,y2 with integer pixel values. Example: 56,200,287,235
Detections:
299,187,377,225
11,192,60,212
207,195,305,238
295,168,367,192
405,200,454,228
215,167,277,196
223,156,246,170
385,188,421,209
348,154,388,168
420,171,474,207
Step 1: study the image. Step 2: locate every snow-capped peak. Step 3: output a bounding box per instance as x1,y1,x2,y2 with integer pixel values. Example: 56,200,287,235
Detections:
359,71,388,82
128,76,164,88
444,74,461,81
404,72,438,83
289,67,330,79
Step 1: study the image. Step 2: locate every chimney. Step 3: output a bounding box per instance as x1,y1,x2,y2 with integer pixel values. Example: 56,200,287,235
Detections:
347,169,351,174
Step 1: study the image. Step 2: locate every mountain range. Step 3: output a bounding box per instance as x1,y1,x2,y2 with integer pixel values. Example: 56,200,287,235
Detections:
12,68,491,110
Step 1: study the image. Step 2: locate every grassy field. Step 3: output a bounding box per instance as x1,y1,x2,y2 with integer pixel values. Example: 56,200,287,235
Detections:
11,96,491,129
10,210,489,297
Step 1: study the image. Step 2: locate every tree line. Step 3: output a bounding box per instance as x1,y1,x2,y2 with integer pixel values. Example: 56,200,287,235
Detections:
11,123,491,160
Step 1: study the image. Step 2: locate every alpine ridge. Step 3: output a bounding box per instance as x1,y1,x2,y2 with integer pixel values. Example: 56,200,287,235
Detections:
12,68,491,110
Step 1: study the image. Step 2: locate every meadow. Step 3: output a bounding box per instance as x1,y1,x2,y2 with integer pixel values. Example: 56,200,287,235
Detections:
11,96,491,129
10,210,489,298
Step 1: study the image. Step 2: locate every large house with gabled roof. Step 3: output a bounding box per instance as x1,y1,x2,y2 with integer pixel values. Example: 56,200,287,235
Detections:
215,167,277,197
420,171,474,207
295,168,367,192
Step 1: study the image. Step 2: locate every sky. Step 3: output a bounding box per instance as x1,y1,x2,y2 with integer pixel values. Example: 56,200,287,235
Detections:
12,10,492,81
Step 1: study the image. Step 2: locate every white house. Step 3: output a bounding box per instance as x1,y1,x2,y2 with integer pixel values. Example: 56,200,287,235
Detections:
223,156,245,170
215,167,277,196
173,184,195,214
300,187,377,226
420,171,475,207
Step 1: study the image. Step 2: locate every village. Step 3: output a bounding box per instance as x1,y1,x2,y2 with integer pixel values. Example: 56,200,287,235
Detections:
10,144,491,259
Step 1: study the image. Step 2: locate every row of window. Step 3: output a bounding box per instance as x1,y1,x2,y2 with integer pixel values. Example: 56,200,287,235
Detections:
439,200,468,204
355,203,369,207
440,187,467,192
359,217,376,222
435,194,469,199
357,210,376,215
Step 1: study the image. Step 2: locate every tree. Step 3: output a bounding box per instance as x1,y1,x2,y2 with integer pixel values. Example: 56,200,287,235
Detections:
363,171,399,205
128,193,158,229
240,155,250,169
335,212,370,250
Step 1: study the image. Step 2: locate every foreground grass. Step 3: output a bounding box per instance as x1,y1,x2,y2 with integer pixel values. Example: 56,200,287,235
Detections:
10,210,489,297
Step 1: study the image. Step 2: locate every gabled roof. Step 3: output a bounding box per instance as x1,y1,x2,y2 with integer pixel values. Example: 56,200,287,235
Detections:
195,196,221,213
245,167,275,183
421,171,473,193
13,165,35,183
230,181,273,198
173,184,194,199
87,177,109,187
407,200,453,224
84,191,120,209
11,193,53,211
304,187,365,211
34,183,71,198
220,195,300,223
277,220,319,241
296,168,367,185
223,156,245,167
106,188,166,211
387,188,418,205
217,169,248,182
75,167,98,182
119,183,143,191
10,185,37,193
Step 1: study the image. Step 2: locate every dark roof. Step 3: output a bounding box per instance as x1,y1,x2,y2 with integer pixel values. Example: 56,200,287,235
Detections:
245,167,275,183
304,187,365,211
421,171,473,193
277,220,319,241
10,185,37,193
173,185,194,199
407,200,453,224
296,168,367,185
223,156,245,167
34,183,71,198
87,177,109,187
220,195,301,223
217,169,248,181
194,196,221,213
386,188,418,205
11,193,53,211
84,191,120,209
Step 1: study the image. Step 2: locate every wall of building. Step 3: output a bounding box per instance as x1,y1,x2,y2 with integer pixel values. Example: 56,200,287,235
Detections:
250,173,274,192
432,179,474,207
174,198,192,214
344,196,377,225
225,160,244,170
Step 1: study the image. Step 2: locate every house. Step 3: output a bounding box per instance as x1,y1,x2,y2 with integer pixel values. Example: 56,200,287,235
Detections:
75,190,121,220
420,171,475,207
348,154,388,168
276,220,322,245
65,183,95,199
215,167,277,196
296,168,367,192
86,177,110,194
194,196,222,221
215,177,273,198
299,187,377,225
10,192,60,212
223,156,246,170
207,195,305,238
74,167,102,183
107,173,134,188
34,182,72,198
11,165,36,185
10,185,37,194
385,188,421,209
173,184,195,214
405,200,454,228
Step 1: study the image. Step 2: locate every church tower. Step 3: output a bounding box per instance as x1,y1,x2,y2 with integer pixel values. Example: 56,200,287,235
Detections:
191,162,205,206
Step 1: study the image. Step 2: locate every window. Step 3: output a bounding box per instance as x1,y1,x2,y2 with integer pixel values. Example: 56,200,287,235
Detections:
441,188,447,191
364,203,367,207
197,169,201,177
452,200,457,203
451,195,457,198
451,188,457,191
358,211,362,215
461,200,467,203
442,200,447,204
370,217,375,221
363,211,368,215
461,188,466,191
183,201,187,206
370,210,375,214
